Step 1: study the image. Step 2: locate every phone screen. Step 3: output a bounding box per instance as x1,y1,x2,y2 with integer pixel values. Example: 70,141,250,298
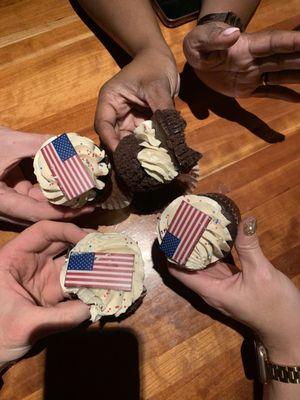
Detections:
154,0,201,21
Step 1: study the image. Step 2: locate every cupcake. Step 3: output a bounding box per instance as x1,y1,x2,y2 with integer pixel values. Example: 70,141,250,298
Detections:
157,193,241,270
60,232,145,322
34,133,110,208
113,109,201,193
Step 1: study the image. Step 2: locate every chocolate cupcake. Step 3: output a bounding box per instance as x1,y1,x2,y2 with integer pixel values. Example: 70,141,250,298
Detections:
113,110,201,192
60,232,145,322
34,133,111,208
157,193,241,270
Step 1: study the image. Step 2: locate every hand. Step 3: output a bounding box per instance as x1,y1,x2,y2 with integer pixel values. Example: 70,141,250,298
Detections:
169,217,300,364
183,23,300,101
94,48,180,151
0,221,90,364
0,126,95,224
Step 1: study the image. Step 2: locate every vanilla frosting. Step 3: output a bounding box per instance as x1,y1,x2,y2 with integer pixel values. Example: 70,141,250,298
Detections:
134,121,178,183
157,195,232,270
34,133,110,208
60,232,145,322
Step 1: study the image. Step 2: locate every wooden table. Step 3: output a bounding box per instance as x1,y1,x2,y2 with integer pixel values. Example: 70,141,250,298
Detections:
0,1,299,399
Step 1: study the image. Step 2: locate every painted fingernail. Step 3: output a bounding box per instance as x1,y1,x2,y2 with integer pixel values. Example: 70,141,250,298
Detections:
222,27,240,36
243,217,257,236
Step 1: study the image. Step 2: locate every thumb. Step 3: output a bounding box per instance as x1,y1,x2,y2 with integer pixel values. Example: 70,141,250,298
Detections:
31,300,90,340
235,217,273,277
183,24,240,69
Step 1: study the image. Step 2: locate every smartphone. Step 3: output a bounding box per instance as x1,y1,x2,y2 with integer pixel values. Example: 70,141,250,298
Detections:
152,0,202,28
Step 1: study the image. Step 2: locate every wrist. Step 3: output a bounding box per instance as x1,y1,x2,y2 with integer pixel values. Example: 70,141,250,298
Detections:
134,45,177,69
267,346,300,366
260,332,300,365
134,39,174,60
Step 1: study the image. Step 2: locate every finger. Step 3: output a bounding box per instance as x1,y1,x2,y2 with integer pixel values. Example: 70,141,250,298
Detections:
10,132,52,159
94,94,119,151
12,181,48,202
31,300,90,339
253,85,300,102
43,242,70,258
249,30,300,57
20,133,52,158
257,52,300,73
169,265,221,299
27,185,49,201
235,217,273,278
183,24,240,69
7,221,87,254
145,81,175,111
0,189,95,223
262,70,300,85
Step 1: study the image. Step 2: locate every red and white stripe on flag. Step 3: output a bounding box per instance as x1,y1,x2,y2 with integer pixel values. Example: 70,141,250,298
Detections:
65,252,135,291
168,201,211,265
41,142,94,200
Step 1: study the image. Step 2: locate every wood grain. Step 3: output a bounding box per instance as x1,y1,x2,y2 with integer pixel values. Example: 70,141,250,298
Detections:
0,0,299,399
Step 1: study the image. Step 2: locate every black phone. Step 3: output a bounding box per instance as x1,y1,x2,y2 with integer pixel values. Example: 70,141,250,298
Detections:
152,0,202,28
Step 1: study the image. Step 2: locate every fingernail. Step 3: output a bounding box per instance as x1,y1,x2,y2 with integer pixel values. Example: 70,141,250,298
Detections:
243,217,257,236
82,206,95,213
222,27,240,36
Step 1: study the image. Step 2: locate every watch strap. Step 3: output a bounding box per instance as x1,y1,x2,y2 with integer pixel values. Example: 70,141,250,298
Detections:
269,363,300,384
197,12,244,32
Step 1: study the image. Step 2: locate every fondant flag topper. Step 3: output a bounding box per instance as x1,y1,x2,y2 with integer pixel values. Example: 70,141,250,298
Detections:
41,133,94,200
64,252,135,291
160,201,211,265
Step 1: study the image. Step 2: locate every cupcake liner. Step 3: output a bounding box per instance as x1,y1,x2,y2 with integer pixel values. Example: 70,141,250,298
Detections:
176,164,200,194
96,170,132,210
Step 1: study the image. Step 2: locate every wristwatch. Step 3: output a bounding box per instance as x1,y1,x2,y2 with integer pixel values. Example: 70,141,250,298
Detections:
197,11,244,32
254,338,300,384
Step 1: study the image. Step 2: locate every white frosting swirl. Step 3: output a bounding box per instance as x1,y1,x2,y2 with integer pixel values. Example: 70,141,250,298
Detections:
60,232,145,322
34,133,110,208
158,195,232,270
134,121,178,183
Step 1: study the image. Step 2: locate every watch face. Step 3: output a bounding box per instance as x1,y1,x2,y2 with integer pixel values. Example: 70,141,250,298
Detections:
254,340,269,384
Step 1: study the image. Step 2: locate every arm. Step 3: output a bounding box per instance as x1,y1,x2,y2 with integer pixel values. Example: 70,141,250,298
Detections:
77,0,179,151
0,127,95,224
199,0,261,29
169,218,300,400
265,381,300,400
77,0,171,57
183,1,300,101
0,221,90,369
264,345,300,399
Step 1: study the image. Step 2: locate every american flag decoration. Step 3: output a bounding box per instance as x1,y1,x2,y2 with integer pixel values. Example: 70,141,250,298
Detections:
41,133,95,200
160,201,211,265
64,252,135,291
